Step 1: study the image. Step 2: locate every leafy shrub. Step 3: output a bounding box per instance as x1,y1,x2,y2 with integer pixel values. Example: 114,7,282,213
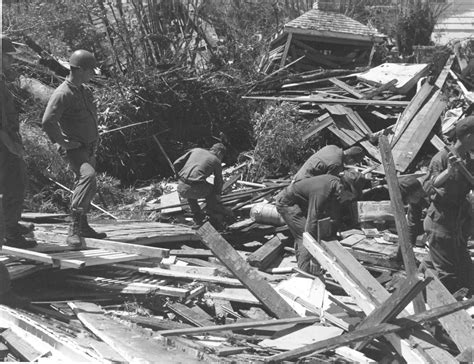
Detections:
250,102,318,180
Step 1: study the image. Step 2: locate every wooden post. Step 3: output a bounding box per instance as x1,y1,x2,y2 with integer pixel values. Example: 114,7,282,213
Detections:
152,134,176,177
197,222,299,319
279,33,292,69
379,135,426,314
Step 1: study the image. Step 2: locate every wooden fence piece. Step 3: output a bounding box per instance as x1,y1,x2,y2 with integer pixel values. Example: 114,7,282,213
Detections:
302,234,456,364
197,222,299,319
247,234,284,270
353,274,431,350
265,297,474,363
425,268,474,352
379,135,426,313
158,316,318,336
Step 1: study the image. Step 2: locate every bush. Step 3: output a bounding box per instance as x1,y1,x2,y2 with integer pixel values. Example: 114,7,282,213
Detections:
250,102,318,180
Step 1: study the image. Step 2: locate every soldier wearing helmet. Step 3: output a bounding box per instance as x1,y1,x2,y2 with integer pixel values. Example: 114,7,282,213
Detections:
275,170,366,275
42,49,107,248
0,34,36,307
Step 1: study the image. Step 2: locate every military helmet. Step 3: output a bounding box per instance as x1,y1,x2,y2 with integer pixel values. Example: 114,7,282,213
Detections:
69,49,97,69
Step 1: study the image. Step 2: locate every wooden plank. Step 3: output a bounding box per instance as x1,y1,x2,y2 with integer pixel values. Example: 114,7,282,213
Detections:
425,268,474,352
160,191,182,214
279,288,353,331
302,234,456,364
247,234,284,270
345,108,372,136
0,246,85,268
164,263,217,276
69,302,202,364
35,230,169,258
1,328,45,361
328,124,355,146
158,316,318,336
325,105,365,142
392,90,447,172
364,79,397,99
0,306,92,361
167,302,214,327
126,265,242,286
302,113,333,141
359,140,382,163
206,288,260,305
90,341,127,363
197,222,299,318
266,298,474,363
435,54,455,89
242,95,410,107
354,275,431,350
329,78,364,99
391,81,434,145
68,274,189,297
379,135,426,313
169,249,213,257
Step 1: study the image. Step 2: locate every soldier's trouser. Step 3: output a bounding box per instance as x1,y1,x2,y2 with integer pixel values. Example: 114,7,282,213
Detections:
0,143,26,237
65,146,97,213
177,181,229,222
276,203,321,275
424,230,474,293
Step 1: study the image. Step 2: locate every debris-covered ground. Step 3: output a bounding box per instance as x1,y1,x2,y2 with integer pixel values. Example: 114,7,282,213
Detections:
2,5,474,363
3,43,474,360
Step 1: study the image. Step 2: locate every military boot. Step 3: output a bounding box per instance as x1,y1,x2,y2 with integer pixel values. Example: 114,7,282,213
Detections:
80,214,107,239
66,209,84,249
5,225,37,249
17,222,35,235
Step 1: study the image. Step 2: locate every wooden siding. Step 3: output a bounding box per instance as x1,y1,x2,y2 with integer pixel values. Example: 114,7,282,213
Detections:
433,0,474,44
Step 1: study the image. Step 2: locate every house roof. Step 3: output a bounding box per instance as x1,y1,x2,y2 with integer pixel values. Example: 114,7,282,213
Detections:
283,9,385,43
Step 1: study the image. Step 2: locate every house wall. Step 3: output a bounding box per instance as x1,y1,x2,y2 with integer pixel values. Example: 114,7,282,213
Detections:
433,0,474,44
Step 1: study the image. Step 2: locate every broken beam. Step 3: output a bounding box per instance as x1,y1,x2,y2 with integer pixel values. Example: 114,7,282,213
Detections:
197,222,299,319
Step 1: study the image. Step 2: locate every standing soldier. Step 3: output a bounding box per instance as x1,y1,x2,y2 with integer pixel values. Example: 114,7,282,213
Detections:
42,50,106,248
0,34,34,307
423,116,474,294
174,143,232,227
0,34,36,249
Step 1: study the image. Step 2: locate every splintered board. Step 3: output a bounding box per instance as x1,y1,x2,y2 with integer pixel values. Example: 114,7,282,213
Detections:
34,221,200,245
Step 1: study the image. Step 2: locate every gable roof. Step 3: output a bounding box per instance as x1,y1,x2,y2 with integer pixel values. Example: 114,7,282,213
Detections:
283,9,385,43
